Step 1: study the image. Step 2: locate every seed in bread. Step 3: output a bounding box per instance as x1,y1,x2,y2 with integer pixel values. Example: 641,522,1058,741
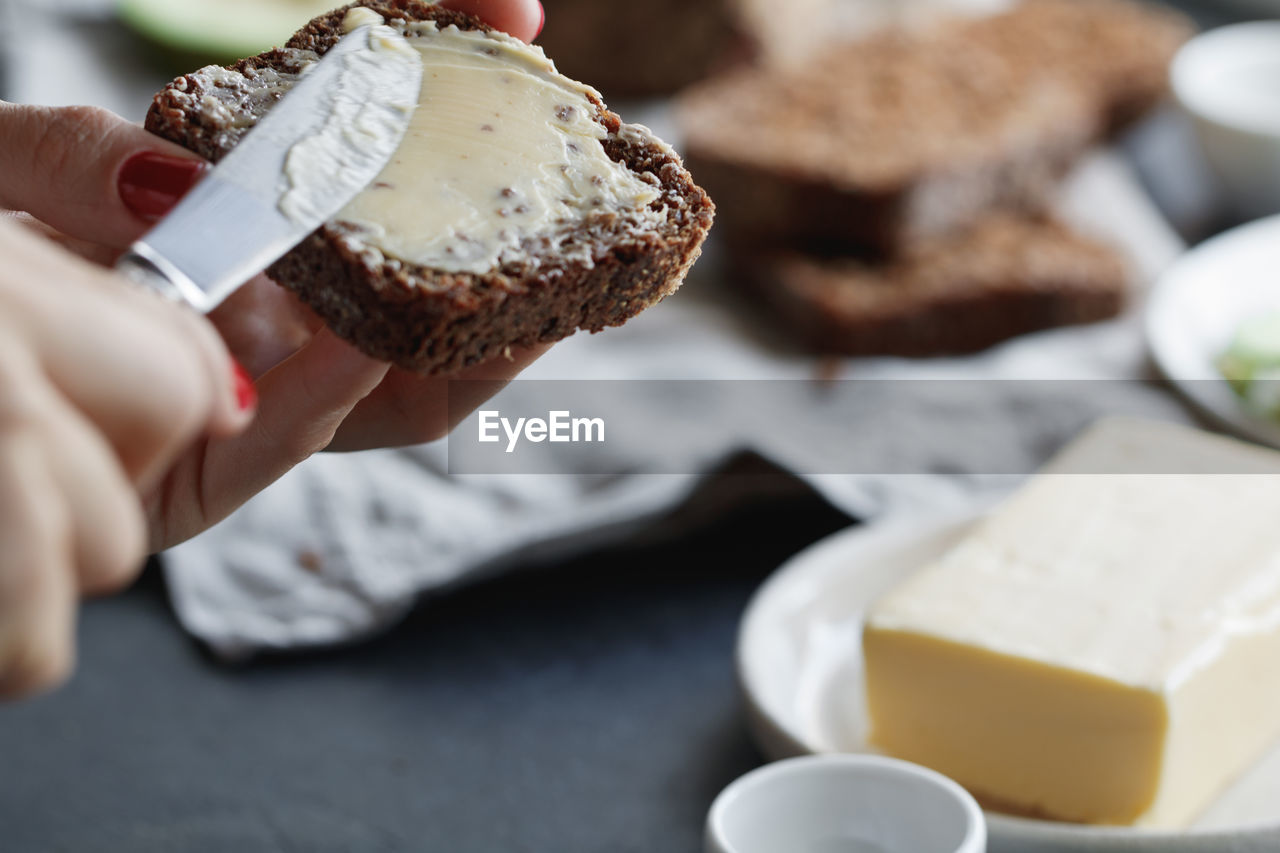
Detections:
146,1,714,375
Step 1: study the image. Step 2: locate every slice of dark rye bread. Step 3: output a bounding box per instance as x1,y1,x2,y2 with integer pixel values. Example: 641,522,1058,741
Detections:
740,216,1127,357
145,0,714,376
677,0,1190,258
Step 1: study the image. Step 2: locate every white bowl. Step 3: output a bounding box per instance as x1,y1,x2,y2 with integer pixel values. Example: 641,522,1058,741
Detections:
1172,22,1280,220
1146,213,1280,449
705,754,986,853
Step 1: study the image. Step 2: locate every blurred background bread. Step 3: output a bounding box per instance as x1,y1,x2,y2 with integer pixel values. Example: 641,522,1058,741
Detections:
678,0,1193,356
740,215,1128,357
535,0,839,99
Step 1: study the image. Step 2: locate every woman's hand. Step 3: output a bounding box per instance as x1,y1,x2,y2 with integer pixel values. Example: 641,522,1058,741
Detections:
0,220,253,699
0,0,546,698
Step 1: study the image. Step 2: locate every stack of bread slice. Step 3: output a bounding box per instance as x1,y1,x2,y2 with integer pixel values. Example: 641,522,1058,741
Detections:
678,0,1192,357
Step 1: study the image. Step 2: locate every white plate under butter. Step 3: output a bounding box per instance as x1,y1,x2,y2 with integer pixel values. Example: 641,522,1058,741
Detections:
1146,214,1280,450
738,508,1280,853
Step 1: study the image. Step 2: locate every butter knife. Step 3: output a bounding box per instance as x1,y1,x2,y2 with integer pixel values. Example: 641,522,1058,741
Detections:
116,23,422,313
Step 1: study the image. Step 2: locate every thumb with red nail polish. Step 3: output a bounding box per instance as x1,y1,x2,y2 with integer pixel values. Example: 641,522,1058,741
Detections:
118,152,207,226
0,102,210,251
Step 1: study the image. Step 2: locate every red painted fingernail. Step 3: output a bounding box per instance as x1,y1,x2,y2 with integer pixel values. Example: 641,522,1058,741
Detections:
535,1,544,39
118,152,206,224
232,361,257,412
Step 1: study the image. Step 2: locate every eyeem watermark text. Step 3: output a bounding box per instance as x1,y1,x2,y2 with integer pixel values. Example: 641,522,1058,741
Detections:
478,410,605,453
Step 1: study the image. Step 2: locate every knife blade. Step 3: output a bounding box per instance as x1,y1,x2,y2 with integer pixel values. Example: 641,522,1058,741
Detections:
116,23,423,313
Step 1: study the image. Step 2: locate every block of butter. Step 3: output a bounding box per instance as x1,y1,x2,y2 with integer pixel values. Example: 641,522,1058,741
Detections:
863,418,1280,828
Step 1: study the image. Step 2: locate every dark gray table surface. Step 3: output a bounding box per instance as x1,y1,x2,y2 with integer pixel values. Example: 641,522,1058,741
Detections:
0,1,1265,851
0,480,851,853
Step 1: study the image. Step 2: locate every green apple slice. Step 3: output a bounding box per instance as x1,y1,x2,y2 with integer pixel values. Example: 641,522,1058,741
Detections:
119,0,339,62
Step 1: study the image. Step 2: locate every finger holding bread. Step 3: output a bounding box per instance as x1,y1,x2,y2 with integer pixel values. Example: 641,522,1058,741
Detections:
146,329,389,550
0,101,207,251
327,343,552,452
0,429,76,700
0,330,148,701
437,0,544,42
0,219,254,488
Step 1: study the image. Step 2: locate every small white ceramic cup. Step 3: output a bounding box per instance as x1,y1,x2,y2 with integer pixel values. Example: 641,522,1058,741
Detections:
1172,22,1280,221
705,754,985,853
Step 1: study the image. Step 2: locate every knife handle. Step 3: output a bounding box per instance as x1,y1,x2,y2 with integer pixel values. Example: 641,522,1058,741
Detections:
116,245,212,313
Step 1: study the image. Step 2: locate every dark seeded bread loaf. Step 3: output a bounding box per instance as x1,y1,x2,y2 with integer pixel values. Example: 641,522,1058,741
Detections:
740,216,1127,357
146,0,714,375
678,0,1190,257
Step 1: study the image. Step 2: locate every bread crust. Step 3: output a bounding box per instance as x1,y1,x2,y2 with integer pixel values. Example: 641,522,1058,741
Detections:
145,0,714,375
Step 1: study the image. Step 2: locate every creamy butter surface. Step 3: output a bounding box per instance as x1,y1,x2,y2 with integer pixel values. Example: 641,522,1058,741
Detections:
342,6,384,31
329,18,661,274
279,20,421,225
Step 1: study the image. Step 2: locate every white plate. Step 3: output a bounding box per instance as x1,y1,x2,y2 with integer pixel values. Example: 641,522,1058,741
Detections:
738,508,1280,852
1146,214,1280,449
